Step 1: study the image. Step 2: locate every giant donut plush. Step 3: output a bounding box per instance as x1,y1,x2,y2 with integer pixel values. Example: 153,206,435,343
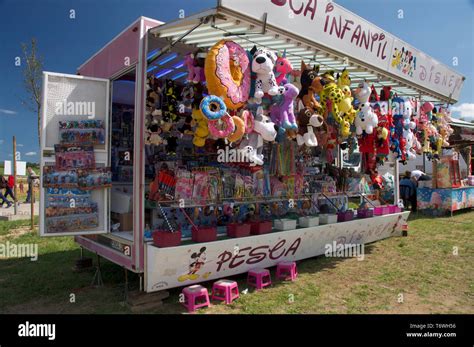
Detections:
205,40,251,110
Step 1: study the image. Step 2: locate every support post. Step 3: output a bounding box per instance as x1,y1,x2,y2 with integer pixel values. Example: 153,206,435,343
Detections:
12,136,17,215
394,159,400,205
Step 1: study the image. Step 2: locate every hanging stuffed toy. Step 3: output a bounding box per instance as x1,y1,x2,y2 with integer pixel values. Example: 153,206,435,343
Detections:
239,107,277,166
270,83,299,129
379,86,393,101
274,50,293,86
298,61,324,120
296,108,319,147
249,45,280,102
191,109,209,147
185,52,203,84
369,84,379,102
354,83,378,135
337,68,351,88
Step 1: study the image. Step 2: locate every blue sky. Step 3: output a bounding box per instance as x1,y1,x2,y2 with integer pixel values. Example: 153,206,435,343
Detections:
0,0,472,163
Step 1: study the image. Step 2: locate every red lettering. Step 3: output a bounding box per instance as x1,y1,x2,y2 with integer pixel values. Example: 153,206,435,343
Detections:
229,246,251,269
285,238,301,256
360,30,370,49
248,246,269,264
304,0,317,20
271,0,287,5
380,41,388,59
269,239,286,260
289,0,304,14
434,72,441,84
369,32,378,51
351,25,361,45
325,1,334,13
340,19,354,39
329,16,342,38
216,250,232,272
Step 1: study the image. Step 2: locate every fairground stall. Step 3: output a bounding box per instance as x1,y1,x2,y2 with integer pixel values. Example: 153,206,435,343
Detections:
39,0,465,292
417,118,474,216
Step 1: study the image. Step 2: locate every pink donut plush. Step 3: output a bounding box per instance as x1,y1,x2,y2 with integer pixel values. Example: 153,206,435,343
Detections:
205,40,251,110
242,109,254,134
208,114,235,138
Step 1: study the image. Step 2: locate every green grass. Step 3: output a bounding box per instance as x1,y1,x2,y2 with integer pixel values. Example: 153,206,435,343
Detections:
0,210,473,314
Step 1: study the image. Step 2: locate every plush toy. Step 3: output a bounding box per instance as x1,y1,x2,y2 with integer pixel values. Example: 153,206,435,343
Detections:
318,71,344,115
298,61,323,116
162,79,180,123
337,68,351,88
249,46,280,101
185,53,203,84
421,102,434,121
296,108,319,147
191,109,209,147
403,128,416,160
275,50,293,86
369,84,379,102
355,102,378,135
339,85,357,129
379,86,392,101
165,136,179,154
270,83,299,129
354,82,371,104
240,107,277,165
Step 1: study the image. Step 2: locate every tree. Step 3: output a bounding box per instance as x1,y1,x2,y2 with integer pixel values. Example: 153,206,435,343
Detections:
21,38,43,145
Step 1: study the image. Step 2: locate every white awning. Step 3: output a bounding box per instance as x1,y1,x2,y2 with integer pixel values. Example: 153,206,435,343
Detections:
147,1,465,104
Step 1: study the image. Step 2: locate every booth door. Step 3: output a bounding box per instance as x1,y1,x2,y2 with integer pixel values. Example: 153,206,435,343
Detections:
39,72,110,237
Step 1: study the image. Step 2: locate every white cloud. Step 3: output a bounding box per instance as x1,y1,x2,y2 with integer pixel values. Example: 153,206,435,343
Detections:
0,139,4,145
451,103,474,120
17,144,24,147
25,152,37,156
0,108,17,115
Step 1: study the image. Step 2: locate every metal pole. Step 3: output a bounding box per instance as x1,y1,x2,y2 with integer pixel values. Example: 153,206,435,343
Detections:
12,136,17,215
30,181,34,230
394,159,400,205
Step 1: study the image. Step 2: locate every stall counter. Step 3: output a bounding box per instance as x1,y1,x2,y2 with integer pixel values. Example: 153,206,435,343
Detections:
145,212,409,292
417,187,474,216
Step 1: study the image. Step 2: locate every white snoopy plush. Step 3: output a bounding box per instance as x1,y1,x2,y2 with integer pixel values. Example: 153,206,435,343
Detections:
250,46,279,102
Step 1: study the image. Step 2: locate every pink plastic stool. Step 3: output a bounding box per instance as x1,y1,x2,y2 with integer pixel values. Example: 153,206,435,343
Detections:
247,268,272,290
211,279,240,304
276,261,298,281
182,284,210,313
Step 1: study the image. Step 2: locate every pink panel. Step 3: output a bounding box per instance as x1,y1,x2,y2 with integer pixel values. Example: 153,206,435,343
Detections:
77,20,141,79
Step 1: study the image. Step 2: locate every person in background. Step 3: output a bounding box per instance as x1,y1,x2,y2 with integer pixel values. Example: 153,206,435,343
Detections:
19,181,24,194
411,169,431,182
368,169,387,206
0,175,12,208
25,167,37,203
400,171,417,212
4,175,15,202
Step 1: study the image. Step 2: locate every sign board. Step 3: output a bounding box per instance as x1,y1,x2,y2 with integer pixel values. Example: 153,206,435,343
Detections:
220,0,464,101
146,212,409,292
3,160,27,176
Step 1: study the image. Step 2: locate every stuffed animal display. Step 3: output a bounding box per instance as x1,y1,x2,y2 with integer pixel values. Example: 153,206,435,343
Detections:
142,39,453,173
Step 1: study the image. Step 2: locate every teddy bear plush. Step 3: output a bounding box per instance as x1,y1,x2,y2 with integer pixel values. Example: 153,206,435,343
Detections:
249,46,280,102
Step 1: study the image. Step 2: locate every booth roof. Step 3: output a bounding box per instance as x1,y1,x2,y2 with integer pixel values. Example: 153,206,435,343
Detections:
146,2,465,105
